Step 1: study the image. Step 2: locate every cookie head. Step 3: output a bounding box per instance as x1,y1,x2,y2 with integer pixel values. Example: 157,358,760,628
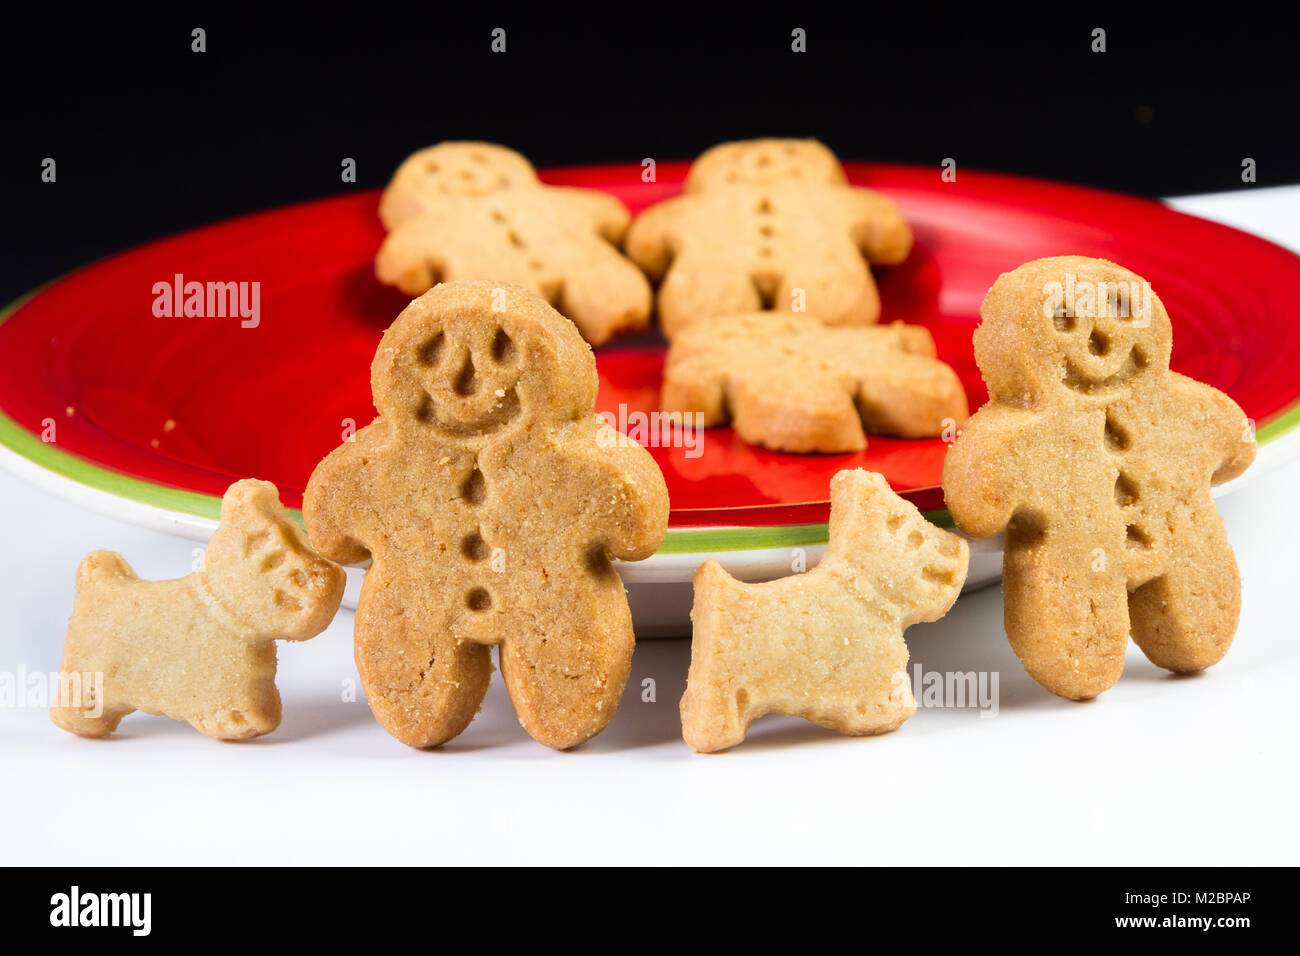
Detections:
203,480,346,640
685,138,847,192
372,280,598,438
397,142,538,198
975,256,1173,402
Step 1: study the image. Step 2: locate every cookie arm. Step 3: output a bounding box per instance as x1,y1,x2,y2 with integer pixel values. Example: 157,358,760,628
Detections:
550,187,632,244
623,197,685,280
941,407,1029,539
842,186,913,265
565,418,670,561
374,215,457,296
302,428,382,565
1171,375,1258,486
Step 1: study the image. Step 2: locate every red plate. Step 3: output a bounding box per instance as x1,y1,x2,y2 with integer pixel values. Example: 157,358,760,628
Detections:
2,162,1299,556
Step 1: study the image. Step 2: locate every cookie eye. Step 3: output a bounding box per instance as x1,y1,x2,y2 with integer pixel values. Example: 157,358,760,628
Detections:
1088,329,1110,355
491,328,516,363
417,332,444,366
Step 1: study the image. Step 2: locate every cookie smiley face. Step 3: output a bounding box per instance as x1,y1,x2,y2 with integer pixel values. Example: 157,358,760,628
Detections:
372,280,597,440
975,256,1174,403
685,138,848,192
379,143,540,229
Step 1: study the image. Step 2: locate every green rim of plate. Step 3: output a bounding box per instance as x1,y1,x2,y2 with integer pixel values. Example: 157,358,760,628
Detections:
1,282,1298,553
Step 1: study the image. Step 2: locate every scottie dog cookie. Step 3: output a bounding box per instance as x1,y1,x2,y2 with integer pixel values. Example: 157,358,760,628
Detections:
662,311,968,452
625,139,912,337
681,469,968,752
51,480,345,740
375,142,651,345
304,279,669,750
943,257,1256,699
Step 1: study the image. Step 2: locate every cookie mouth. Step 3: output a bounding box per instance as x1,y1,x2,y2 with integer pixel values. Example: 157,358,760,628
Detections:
1062,346,1147,394
415,387,521,435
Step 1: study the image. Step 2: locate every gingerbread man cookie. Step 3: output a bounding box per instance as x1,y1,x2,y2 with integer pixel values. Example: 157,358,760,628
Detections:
943,257,1256,699
375,142,651,345
681,469,969,753
51,480,345,740
303,279,669,750
662,311,968,453
625,139,912,337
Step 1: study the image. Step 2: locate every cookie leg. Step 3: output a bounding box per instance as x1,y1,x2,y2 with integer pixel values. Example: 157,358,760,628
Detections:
679,561,753,753
657,257,763,338
50,703,131,738
354,574,493,748
557,251,651,345
777,257,880,325
1002,536,1129,699
498,602,634,750
1129,508,1241,673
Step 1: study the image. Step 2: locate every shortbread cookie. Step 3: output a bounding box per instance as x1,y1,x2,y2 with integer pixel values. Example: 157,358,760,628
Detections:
625,138,912,337
662,311,968,453
942,256,1257,699
50,480,345,740
303,279,669,750
375,142,651,345
681,468,969,752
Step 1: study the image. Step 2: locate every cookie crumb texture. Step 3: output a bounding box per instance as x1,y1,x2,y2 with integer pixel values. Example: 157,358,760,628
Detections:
681,469,969,753
50,480,345,740
304,279,669,749
942,256,1257,699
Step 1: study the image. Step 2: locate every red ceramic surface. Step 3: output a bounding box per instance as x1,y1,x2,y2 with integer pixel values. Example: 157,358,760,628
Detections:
2,162,1299,533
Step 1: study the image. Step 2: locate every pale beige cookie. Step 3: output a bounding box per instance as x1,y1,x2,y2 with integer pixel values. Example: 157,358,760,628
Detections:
375,142,651,345
662,311,968,453
625,139,912,337
942,256,1257,700
681,468,969,753
50,480,345,740
303,279,669,750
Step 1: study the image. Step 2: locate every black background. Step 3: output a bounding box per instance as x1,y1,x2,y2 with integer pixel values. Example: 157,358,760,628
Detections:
2,10,1297,306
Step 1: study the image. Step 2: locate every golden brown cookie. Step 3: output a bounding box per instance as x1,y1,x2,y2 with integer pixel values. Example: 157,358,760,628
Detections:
942,256,1257,699
375,142,651,345
50,480,345,740
681,468,969,752
625,138,912,337
662,311,968,453
303,279,669,750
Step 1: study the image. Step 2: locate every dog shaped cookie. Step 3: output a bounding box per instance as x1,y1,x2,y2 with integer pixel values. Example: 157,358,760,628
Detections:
943,257,1256,699
375,142,651,345
625,138,912,337
50,479,345,740
303,279,669,750
662,311,968,452
681,469,969,752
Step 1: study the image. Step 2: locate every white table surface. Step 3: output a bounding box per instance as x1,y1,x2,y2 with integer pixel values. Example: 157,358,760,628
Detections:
2,188,1298,866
